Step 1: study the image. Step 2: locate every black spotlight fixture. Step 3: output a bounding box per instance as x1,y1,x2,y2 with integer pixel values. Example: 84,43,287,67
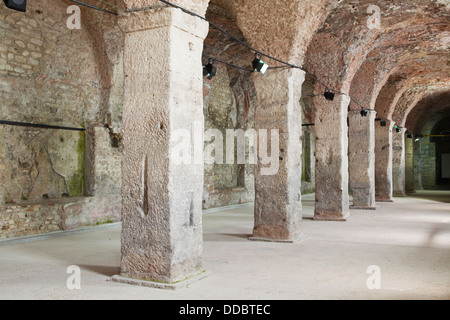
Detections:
324,91,335,101
3,0,26,12
252,54,269,74
360,109,368,117
380,120,387,127
395,125,402,133
203,60,217,80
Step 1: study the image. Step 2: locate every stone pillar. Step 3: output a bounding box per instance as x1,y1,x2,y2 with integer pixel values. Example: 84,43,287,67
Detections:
314,94,350,221
348,110,376,209
251,68,304,242
0,127,5,207
413,135,423,190
117,8,209,284
405,134,414,193
392,131,406,196
301,126,315,194
375,120,394,202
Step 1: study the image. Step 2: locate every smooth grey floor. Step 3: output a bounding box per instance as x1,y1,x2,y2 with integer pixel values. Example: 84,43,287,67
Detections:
0,192,449,300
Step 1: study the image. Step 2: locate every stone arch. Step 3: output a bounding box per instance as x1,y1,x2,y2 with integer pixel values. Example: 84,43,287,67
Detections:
406,91,450,135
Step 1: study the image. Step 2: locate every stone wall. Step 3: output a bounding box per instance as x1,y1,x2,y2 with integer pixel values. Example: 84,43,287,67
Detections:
202,64,256,209
301,123,316,195
202,63,316,208
0,1,123,239
85,125,122,197
0,196,121,239
0,2,101,203
419,137,436,189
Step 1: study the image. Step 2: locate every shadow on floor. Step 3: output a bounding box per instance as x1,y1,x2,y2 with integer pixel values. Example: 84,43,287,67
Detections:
408,190,450,203
78,264,120,277
203,233,252,242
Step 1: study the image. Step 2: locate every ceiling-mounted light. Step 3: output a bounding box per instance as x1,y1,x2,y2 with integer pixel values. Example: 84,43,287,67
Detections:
360,109,368,117
394,125,402,133
203,60,217,80
252,54,269,74
3,0,26,12
324,91,335,101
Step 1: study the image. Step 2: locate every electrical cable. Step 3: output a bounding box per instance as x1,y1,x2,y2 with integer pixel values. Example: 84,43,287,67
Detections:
0,120,85,132
159,0,302,70
202,54,254,73
160,1,405,128
65,0,400,128
68,0,118,16
158,1,367,110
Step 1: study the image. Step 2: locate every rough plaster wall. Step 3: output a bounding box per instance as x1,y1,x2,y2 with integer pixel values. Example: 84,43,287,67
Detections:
0,2,105,203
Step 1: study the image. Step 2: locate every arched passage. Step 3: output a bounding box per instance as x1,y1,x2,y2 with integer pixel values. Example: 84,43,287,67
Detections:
201,3,257,210
404,92,450,191
431,116,450,187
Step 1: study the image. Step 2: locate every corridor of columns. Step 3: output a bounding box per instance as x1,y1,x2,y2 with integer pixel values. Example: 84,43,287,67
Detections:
0,0,449,298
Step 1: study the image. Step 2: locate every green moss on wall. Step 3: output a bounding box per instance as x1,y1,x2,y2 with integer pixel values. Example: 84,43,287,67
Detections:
68,131,85,197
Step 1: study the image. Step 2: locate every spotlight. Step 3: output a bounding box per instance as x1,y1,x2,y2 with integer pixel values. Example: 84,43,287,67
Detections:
3,0,26,12
395,126,402,133
380,121,387,127
252,54,269,74
324,91,335,101
360,109,368,117
203,60,217,80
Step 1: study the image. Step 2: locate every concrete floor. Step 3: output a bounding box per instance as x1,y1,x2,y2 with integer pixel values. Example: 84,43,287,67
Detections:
0,191,449,300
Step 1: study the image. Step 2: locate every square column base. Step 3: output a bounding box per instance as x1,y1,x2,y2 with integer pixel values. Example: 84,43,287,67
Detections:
350,206,377,210
313,217,348,222
313,212,349,221
248,235,307,243
109,270,210,291
376,198,394,203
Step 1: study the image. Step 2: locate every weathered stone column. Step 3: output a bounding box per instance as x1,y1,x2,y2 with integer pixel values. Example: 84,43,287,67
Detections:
375,120,394,202
405,134,414,193
349,110,376,209
251,68,304,242
117,8,209,285
0,127,5,207
314,94,350,221
392,131,406,196
413,135,423,190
